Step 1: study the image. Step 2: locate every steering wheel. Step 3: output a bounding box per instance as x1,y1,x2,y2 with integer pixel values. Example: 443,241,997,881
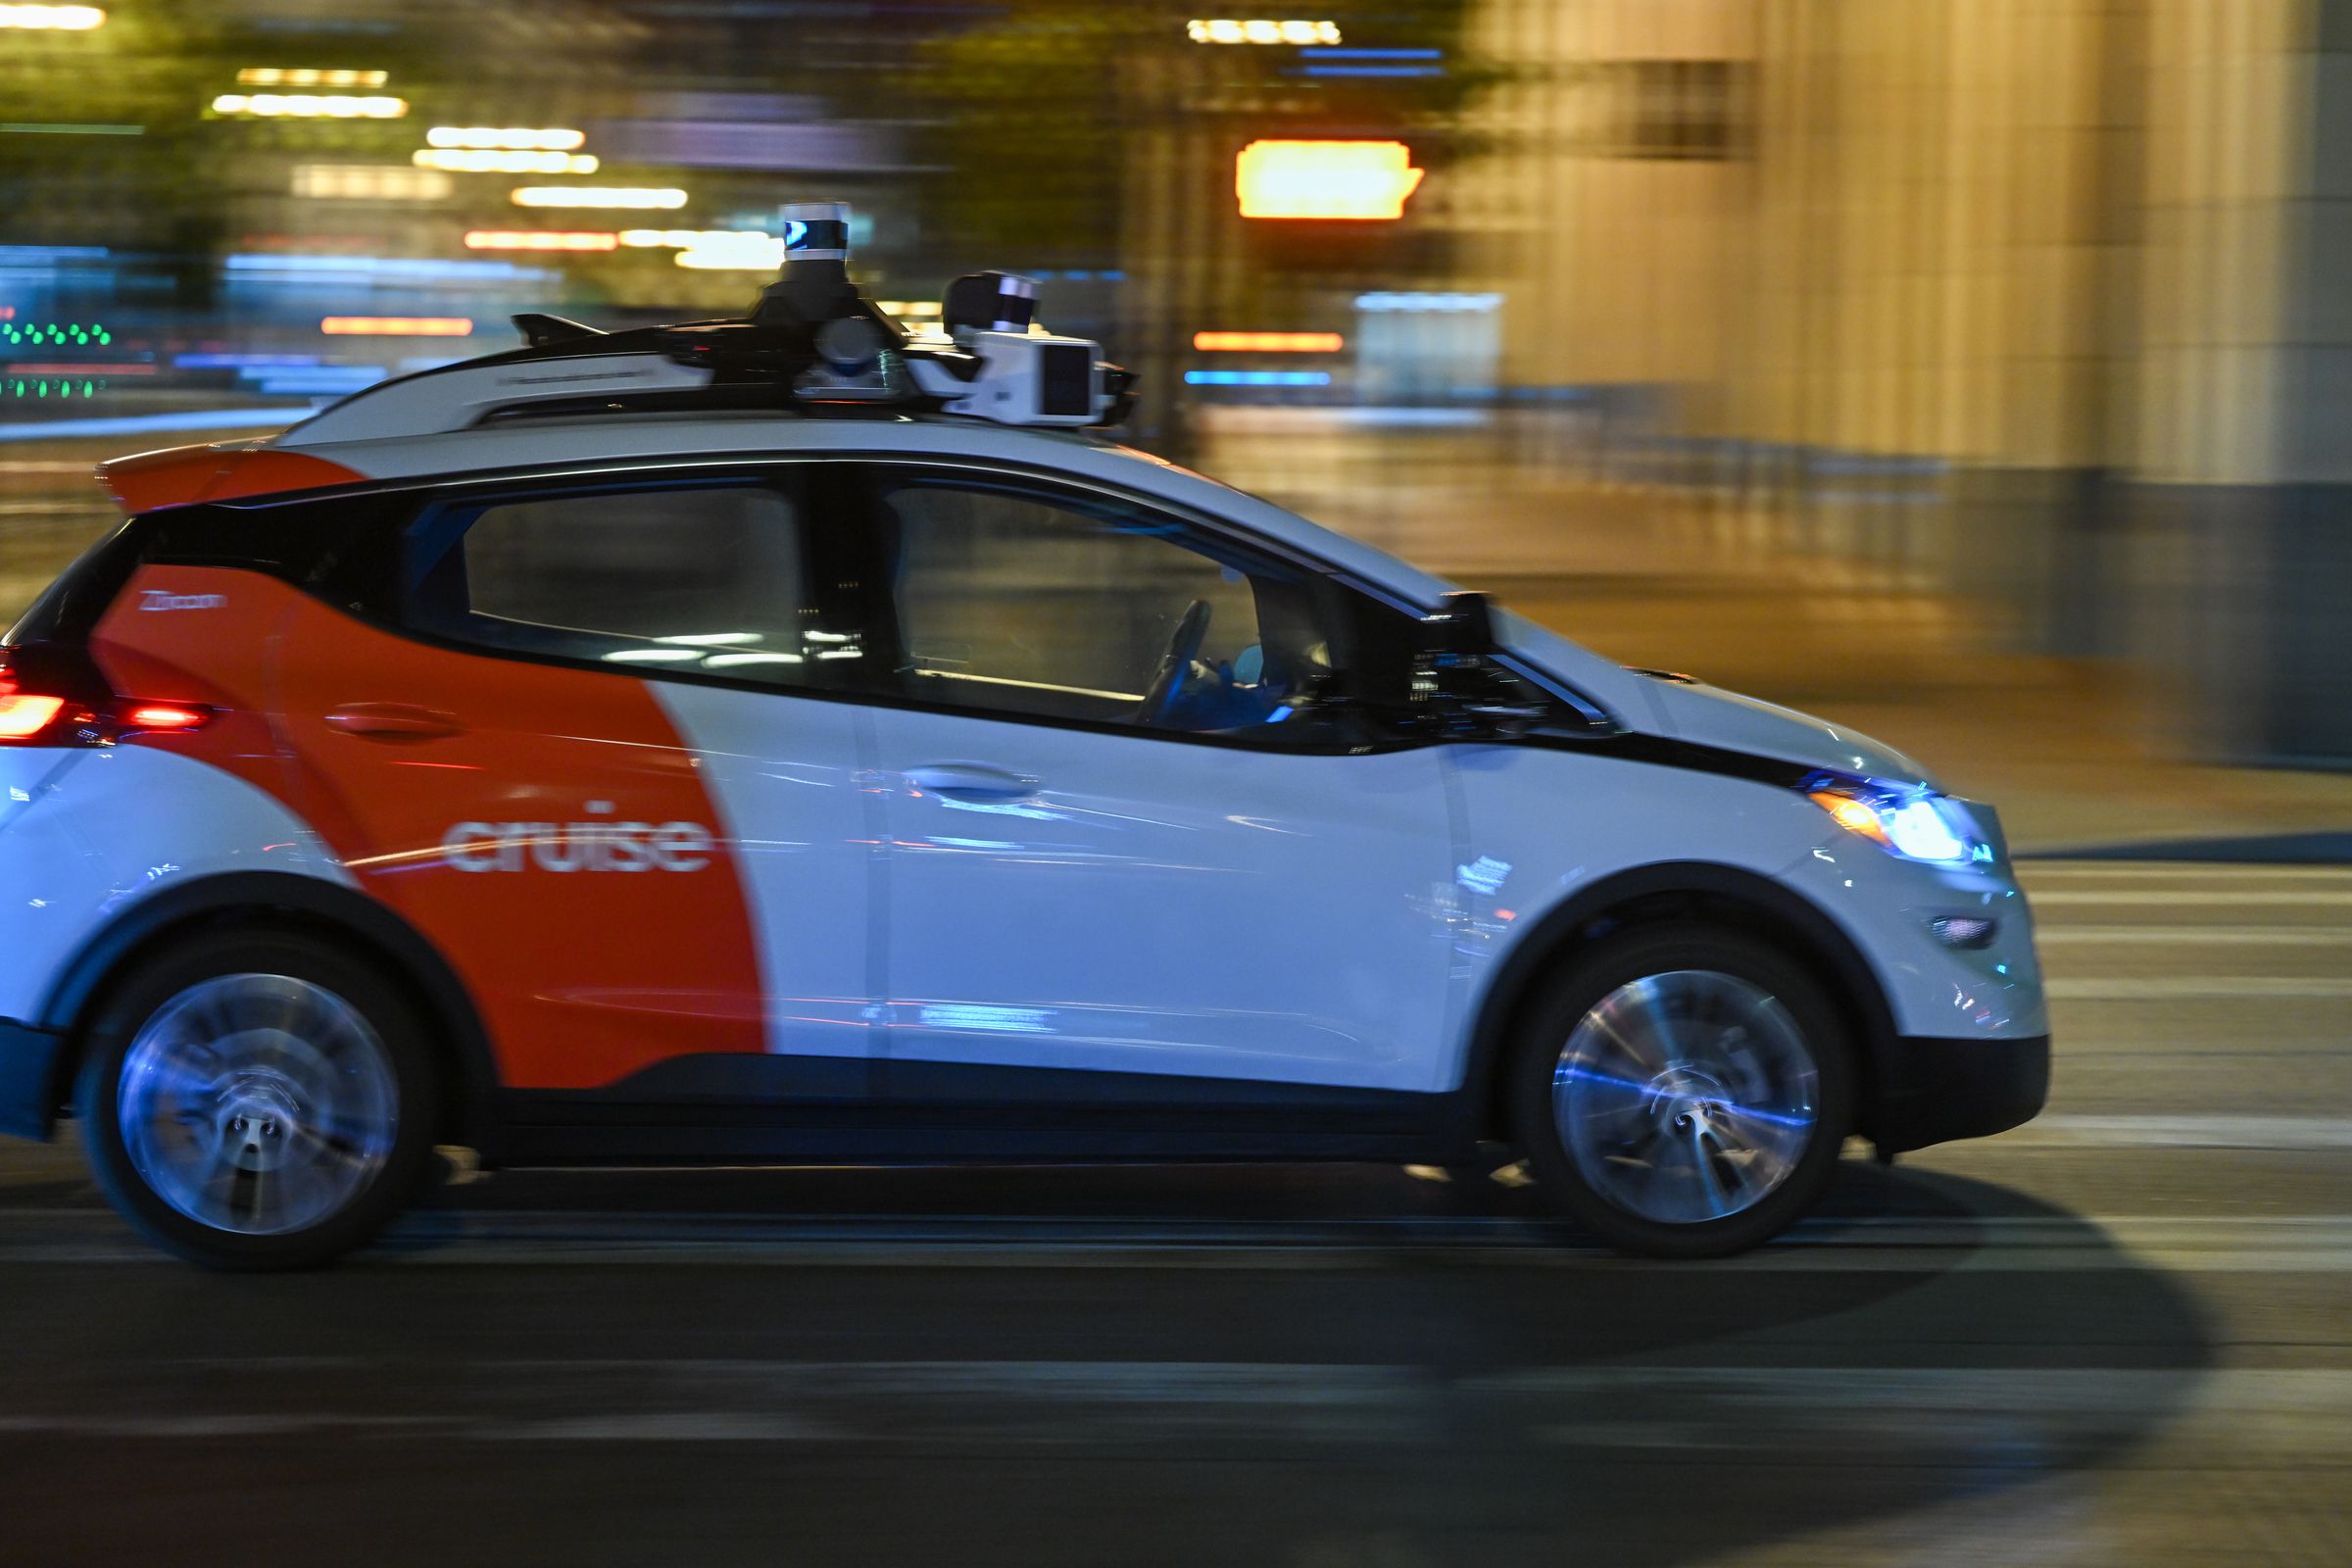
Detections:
1138,599,1212,727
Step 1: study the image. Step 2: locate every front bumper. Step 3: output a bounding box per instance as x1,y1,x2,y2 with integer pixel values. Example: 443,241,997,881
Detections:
1869,1032,2050,1153
0,1017,67,1142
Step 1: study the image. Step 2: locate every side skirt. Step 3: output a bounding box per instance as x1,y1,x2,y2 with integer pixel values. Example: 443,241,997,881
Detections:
486,1054,1479,1167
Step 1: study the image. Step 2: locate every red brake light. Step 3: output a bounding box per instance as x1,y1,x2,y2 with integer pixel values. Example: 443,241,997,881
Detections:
0,694,66,739
121,702,210,733
0,645,209,745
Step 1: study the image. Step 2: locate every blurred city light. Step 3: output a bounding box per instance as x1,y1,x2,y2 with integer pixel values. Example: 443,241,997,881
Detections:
211,94,408,120
0,4,104,27
1185,369,1332,386
414,149,598,174
237,68,389,88
426,126,586,150
1194,331,1344,352
1186,19,1339,44
511,186,689,210
673,232,786,270
463,230,618,251
318,317,474,336
618,228,729,248
1236,140,1423,220
1352,291,1500,312
290,165,453,201
2,321,111,346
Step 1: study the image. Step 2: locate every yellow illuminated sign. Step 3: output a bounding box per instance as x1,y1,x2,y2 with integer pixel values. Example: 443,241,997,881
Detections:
1236,140,1423,220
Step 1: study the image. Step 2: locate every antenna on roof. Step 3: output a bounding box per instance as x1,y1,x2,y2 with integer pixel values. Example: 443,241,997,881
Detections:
512,313,603,348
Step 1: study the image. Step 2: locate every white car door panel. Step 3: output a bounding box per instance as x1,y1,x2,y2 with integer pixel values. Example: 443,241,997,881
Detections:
870,710,1458,1091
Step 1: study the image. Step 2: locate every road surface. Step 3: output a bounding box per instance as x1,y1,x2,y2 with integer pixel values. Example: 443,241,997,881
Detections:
0,858,2346,1565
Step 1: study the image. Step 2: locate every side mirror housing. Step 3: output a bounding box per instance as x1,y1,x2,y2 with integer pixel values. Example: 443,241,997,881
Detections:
1420,590,1500,659
1408,591,1552,739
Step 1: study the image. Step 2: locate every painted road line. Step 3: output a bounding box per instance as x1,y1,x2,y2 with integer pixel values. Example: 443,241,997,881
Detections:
2031,891,2352,907
1,1208,2350,1270
2034,926,2352,944
0,1364,2341,1451
2024,863,2352,877
2004,1113,2352,1149
2045,976,2352,999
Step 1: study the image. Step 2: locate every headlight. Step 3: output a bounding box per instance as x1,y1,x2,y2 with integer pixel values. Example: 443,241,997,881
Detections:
1804,777,1987,866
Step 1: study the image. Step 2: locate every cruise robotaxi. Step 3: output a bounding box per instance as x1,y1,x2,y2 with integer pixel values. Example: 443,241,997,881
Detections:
0,206,2048,1267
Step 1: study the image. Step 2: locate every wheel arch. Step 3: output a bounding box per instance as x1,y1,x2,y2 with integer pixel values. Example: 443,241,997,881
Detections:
35,871,499,1150
1459,861,1900,1146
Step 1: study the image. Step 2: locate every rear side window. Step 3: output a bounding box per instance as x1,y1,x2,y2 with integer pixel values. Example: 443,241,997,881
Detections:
406,481,826,684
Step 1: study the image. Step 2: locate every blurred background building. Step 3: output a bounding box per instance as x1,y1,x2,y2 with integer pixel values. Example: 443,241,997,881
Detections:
2,0,2346,775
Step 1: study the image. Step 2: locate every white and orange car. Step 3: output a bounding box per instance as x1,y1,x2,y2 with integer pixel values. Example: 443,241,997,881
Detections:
0,232,2047,1267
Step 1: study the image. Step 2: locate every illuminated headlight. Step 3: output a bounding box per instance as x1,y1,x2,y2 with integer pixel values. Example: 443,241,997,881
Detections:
1804,777,1988,866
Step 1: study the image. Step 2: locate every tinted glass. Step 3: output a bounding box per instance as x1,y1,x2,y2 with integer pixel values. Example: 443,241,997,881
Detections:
877,473,1332,735
409,482,830,684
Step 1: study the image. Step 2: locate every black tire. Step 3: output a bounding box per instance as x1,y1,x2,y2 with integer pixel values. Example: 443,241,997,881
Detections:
1507,923,1853,1259
74,928,440,1270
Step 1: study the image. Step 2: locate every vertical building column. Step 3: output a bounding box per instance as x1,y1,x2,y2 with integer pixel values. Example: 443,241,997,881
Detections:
2128,0,2342,762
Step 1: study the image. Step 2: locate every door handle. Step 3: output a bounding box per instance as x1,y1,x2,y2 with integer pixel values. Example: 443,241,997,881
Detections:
324,702,465,741
904,762,1039,800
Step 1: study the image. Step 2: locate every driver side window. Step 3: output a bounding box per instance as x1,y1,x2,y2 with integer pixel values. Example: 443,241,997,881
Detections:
872,471,1331,737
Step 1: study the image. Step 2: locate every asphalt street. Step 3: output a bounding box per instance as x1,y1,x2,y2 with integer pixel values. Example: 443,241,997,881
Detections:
0,858,2343,1566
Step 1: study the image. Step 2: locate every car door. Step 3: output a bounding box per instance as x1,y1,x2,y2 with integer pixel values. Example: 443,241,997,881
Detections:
845,462,1461,1102
271,466,880,1097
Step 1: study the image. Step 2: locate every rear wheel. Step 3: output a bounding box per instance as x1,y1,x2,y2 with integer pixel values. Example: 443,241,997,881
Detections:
75,929,438,1270
1509,924,1852,1258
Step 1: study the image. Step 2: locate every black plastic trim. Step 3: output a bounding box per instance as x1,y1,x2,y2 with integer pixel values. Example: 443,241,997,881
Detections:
1872,1033,2050,1152
495,1056,1466,1166
35,872,501,1149
0,1018,67,1142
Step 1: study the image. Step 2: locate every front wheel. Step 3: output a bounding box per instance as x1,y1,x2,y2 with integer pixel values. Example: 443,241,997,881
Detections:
1509,924,1853,1258
75,929,438,1270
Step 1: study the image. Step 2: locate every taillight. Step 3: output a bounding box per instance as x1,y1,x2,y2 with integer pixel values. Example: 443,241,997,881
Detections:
0,644,211,747
120,702,211,734
0,695,67,739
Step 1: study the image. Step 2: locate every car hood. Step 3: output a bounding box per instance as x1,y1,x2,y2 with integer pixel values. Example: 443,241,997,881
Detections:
1497,612,1938,789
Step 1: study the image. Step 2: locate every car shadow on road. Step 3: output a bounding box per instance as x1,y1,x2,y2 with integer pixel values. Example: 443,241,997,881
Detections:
304,1156,2221,1567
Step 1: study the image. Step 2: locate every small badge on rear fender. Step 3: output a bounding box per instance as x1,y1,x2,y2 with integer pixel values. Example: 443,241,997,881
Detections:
139,589,225,612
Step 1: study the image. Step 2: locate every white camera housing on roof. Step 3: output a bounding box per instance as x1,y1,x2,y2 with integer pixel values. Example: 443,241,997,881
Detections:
908,330,1105,427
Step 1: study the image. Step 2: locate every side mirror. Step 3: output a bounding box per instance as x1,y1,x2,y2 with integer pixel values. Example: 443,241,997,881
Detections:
1420,590,1499,658
1411,591,1551,739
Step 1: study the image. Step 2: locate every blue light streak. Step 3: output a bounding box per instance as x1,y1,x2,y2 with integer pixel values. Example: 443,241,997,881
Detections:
1184,369,1331,387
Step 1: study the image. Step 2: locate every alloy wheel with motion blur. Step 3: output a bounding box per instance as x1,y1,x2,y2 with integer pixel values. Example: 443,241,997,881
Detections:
75,928,439,1270
1508,923,1853,1258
